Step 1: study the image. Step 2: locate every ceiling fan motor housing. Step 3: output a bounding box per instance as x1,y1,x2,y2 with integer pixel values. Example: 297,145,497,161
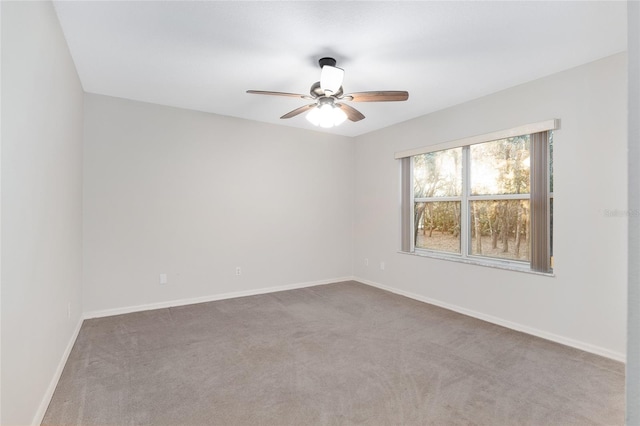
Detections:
317,96,335,107
310,81,343,98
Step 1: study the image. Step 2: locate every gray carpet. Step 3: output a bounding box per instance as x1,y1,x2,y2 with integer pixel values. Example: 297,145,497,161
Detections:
43,281,624,425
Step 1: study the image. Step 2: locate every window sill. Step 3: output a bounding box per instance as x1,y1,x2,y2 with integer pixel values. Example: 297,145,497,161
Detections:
398,250,555,277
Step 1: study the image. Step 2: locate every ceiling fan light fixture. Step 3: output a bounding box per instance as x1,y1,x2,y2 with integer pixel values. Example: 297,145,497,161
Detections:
306,103,348,129
306,107,321,126
318,104,335,128
332,106,347,126
320,65,344,95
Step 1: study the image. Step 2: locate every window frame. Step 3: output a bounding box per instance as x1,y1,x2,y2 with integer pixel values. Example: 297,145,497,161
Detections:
398,120,557,274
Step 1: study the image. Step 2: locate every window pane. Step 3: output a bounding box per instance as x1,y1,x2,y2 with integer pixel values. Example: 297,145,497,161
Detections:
469,200,530,261
414,201,461,253
413,148,462,198
470,136,530,195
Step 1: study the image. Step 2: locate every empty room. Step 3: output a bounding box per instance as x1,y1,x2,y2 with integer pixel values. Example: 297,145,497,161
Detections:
2,1,638,425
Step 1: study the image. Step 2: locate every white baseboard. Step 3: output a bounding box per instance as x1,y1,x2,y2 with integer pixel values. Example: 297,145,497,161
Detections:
83,276,355,319
32,315,84,426
355,276,626,363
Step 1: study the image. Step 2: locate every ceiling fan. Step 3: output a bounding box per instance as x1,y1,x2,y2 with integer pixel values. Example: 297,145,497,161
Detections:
246,57,409,128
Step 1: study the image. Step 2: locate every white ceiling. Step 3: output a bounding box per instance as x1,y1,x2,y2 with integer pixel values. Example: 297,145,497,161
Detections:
53,1,627,137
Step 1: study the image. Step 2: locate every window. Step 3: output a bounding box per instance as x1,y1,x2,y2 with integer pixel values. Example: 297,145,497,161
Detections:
398,121,555,273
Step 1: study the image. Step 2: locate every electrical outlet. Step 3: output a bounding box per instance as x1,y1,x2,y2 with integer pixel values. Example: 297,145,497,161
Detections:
159,273,168,285
380,261,385,271
236,267,242,276
364,258,369,266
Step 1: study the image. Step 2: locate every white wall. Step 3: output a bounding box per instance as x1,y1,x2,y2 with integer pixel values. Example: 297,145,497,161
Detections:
353,53,628,360
82,94,354,314
1,2,84,425
627,0,640,422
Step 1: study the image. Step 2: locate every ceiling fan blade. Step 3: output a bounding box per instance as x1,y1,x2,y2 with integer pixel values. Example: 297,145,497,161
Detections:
342,91,409,102
280,103,317,119
247,90,314,100
336,103,365,122
320,66,344,95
